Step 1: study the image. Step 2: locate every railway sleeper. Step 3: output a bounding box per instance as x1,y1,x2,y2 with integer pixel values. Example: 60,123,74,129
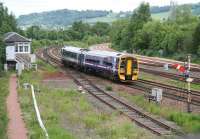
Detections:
119,108,132,113
92,93,106,96
99,97,114,102
126,112,141,118
109,102,122,108
154,129,172,135
86,88,98,92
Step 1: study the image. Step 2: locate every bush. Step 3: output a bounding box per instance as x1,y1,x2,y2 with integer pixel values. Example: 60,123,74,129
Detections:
105,86,112,91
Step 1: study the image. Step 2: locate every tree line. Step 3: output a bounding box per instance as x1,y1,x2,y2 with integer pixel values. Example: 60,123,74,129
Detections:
24,21,111,51
110,2,200,62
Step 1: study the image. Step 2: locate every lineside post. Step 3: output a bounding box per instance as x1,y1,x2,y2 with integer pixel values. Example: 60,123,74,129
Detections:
187,54,191,113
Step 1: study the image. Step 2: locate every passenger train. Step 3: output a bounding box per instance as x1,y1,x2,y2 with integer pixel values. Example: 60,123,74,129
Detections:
61,46,139,81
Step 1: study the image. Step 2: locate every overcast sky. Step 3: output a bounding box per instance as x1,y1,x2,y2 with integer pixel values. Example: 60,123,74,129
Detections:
1,0,199,17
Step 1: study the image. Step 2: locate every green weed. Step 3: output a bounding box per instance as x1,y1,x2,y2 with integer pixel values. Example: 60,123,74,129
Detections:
0,73,9,139
105,85,113,91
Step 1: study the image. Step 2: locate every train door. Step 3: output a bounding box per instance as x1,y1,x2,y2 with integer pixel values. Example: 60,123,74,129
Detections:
126,58,132,76
119,58,126,80
118,57,133,80
78,53,84,68
125,58,133,80
132,59,139,80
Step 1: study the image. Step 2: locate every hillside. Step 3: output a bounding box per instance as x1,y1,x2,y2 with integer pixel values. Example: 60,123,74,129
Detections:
17,9,131,29
17,2,200,29
17,9,118,29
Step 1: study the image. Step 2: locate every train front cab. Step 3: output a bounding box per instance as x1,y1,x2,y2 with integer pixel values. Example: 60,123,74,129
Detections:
118,55,139,81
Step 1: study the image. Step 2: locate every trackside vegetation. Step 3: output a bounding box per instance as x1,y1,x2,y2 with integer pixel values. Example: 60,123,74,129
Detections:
0,73,9,139
18,62,156,139
118,91,200,133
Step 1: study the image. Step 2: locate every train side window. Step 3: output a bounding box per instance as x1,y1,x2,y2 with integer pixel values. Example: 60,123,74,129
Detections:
120,61,125,68
63,51,77,59
86,59,100,64
132,59,138,69
103,61,112,67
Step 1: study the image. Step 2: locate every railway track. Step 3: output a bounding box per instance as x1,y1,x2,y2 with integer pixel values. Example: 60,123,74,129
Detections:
140,67,200,84
127,79,200,106
138,56,200,72
45,47,200,83
71,72,181,136
38,47,183,136
39,47,200,106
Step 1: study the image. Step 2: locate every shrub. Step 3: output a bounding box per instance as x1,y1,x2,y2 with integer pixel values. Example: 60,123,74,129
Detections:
106,86,112,91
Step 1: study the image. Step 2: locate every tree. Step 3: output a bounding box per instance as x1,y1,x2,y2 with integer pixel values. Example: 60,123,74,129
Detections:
71,21,91,40
0,3,18,71
122,2,151,52
91,22,110,36
174,5,197,24
192,22,200,54
110,19,129,50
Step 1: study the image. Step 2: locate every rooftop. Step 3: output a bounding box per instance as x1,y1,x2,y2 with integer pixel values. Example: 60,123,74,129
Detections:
4,32,31,43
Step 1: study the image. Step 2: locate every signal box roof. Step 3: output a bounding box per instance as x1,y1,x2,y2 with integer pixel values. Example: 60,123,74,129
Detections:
4,32,31,43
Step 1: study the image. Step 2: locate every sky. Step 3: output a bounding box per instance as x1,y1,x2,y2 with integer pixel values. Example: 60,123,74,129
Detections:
1,0,199,17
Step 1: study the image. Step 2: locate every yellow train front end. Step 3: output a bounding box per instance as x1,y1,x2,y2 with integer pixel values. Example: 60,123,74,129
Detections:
118,55,139,81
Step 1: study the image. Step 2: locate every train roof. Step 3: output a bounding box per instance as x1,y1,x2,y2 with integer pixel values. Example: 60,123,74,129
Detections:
62,46,82,53
62,46,134,58
86,50,122,58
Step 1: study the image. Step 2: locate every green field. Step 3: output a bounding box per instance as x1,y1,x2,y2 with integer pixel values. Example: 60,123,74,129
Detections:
151,11,170,20
84,11,170,24
83,13,118,24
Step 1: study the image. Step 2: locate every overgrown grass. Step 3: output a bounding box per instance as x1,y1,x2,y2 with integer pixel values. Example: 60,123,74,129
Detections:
18,61,155,139
118,91,200,133
0,73,9,139
36,60,57,72
19,71,76,139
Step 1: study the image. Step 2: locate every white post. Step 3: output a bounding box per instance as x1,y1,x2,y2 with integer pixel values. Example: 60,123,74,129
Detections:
17,63,22,76
4,64,8,72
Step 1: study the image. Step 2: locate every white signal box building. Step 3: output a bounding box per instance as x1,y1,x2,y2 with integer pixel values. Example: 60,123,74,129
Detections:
3,32,32,69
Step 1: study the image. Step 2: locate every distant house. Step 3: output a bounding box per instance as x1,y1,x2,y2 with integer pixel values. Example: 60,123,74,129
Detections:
3,32,32,69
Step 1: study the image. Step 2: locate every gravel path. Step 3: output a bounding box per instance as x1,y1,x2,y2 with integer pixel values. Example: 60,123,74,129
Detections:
7,74,28,139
